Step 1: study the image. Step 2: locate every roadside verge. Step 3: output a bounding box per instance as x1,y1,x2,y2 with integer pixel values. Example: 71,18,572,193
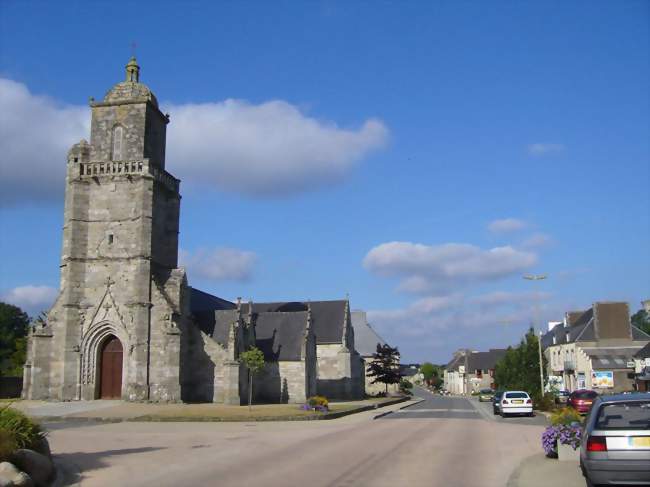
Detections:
28,396,412,423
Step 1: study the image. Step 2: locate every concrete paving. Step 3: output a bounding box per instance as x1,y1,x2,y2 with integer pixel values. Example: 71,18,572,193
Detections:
13,400,121,418
44,389,549,487
508,453,584,487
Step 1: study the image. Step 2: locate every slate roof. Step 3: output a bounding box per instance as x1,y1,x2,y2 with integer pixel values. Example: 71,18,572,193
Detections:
567,309,589,327
400,364,420,377
581,347,642,369
467,349,507,372
632,325,650,341
254,312,308,361
635,342,650,359
351,311,385,357
240,300,346,344
190,288,237,343
445,354,466,372
190,288,235,312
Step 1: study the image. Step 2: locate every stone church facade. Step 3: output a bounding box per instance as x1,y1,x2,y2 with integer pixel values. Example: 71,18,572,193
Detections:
22,58,364,404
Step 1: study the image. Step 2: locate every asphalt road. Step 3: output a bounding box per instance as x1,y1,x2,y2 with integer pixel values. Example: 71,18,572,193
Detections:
47,389,548,487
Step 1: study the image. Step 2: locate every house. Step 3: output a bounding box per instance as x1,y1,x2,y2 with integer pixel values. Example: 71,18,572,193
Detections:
443,349,506,394
542,302,650,393
634,342,650,392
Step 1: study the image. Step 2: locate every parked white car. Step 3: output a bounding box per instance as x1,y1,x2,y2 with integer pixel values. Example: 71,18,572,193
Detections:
500,391,534,417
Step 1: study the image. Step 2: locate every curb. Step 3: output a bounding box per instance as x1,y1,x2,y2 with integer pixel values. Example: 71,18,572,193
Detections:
372,397,425,419
37,396,411,423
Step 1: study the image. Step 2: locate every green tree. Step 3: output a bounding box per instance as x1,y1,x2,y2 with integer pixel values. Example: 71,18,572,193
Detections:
494,327,547,400
240,346,265,412
631,309,650,336
0,303,30,377
367,344,401,394
420,362,436,384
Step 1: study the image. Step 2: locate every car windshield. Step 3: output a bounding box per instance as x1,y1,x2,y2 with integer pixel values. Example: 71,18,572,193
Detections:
505,392,528,399
480,389,492,394
595,401,650,430
574,391,597,399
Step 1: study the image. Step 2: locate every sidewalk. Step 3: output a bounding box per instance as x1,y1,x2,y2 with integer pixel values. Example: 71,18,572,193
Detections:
508,453,584,487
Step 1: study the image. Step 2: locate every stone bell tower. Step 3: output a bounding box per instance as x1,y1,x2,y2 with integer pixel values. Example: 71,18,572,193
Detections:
24,58,186,402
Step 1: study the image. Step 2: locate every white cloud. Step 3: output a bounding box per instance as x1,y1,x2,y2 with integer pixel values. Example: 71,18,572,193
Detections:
0,77,388,206
180,247,257,282
0,285,58,315
471,290,552,308
165,99,388,196
521,232,554,249
528,143,565,156
488,218,527,234
0,78,90,206
363,241,537,293
367,290,558,362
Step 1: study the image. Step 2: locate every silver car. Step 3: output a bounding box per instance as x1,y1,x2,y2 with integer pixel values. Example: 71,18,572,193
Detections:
580,392,650,486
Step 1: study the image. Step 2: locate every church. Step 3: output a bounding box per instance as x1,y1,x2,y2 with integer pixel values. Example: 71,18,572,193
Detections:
22,58,367,404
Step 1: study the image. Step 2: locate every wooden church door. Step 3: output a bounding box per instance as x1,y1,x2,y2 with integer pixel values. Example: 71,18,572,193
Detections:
100,335,123,399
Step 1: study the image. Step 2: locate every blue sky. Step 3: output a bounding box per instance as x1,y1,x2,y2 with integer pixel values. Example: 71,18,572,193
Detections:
1,0,648,363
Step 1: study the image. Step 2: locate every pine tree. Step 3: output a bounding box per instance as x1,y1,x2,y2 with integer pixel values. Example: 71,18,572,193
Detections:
367,344,401,394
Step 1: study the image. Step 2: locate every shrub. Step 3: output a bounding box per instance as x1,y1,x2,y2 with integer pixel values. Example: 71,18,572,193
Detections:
0,404,46,461
534,392,557,412
0,429,16,461
307,396,328,408
399,379,413,394
551,407,583,426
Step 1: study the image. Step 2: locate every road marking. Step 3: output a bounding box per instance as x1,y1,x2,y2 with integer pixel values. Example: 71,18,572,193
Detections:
396,408,477,413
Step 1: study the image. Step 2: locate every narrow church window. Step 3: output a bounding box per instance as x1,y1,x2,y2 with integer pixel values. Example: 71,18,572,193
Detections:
108,234,114,245
112,126,124,161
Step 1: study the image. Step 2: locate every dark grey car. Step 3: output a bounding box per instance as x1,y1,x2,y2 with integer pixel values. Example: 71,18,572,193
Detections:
580,392,650,486
492,391,504,415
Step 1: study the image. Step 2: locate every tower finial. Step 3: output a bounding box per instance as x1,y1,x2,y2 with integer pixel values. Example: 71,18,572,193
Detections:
126,56,140,83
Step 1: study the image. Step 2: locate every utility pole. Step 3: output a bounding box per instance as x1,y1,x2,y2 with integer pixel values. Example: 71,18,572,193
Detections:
523,274,547,396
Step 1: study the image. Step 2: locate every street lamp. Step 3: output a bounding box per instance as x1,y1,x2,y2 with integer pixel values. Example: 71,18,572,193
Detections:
523,274,547,397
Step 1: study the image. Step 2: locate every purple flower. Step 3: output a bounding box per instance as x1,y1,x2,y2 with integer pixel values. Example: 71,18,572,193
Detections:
541,424,583,455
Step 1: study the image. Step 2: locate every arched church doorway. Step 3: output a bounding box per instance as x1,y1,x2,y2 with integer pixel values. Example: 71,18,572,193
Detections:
99,335,123,399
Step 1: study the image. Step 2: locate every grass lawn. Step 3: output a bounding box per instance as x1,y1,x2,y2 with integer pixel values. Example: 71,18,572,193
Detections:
57,396,405,421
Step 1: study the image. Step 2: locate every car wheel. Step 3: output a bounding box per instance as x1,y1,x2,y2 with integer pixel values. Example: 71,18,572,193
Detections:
584,476,599,487
493,407,497,415
500,411,506,418
529,412,534,417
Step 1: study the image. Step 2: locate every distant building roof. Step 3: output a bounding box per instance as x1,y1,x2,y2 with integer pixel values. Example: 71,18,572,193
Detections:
635,342,650,359
351,311,386,357
400,364,420,377
581,347,642,370
467,349,507,371
445,353,466,372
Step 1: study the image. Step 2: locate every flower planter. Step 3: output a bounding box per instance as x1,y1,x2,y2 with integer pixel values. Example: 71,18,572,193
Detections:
558,442,580,462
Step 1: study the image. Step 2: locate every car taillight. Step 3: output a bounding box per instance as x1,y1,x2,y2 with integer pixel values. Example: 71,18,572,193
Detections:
526,399,532,404
586,436,607,452
502,399,508,405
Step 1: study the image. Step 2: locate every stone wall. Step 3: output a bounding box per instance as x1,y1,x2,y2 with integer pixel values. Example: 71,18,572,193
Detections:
253,361,308,404
316,344,363,399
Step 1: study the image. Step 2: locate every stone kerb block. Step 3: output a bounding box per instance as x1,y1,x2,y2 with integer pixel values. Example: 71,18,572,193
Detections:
0,462,34,487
